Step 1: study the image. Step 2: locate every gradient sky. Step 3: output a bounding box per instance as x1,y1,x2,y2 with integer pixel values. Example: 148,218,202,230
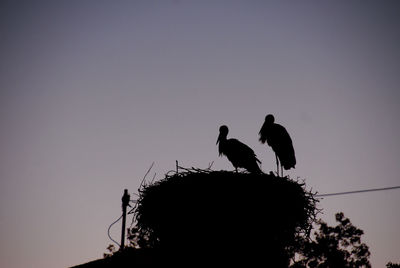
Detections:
1,1,400,267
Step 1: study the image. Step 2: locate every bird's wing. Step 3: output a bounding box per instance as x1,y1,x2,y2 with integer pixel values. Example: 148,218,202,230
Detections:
272,124,296,168
229,139,260,161
274,124,294,147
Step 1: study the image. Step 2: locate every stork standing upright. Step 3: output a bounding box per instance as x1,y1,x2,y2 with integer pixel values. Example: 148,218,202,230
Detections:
217,125,262,174
259,114,296,177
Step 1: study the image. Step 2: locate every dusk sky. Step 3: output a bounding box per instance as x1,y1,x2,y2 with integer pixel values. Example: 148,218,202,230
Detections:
1,1,400,267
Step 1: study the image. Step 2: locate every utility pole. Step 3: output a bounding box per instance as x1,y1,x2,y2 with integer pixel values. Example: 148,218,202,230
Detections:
120,189,130,251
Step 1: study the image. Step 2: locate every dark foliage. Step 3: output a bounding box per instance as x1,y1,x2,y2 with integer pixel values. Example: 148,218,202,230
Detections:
130,168,318,267
387,262,400,268
291,212,371,268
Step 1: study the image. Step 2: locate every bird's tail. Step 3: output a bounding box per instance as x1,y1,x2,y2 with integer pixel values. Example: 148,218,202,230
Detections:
249,158,263,174
253,164,263,174
281,147,296,170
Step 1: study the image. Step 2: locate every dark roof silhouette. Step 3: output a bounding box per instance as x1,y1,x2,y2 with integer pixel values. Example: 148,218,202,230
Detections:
259,114,296,176
217,125,262,173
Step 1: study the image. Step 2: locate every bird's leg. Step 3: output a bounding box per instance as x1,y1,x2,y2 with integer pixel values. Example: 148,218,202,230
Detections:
281,165,283,177
275,153,279,177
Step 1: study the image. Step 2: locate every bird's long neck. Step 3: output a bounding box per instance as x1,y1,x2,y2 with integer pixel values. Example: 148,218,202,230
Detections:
218,134,227,155
219,134,227,142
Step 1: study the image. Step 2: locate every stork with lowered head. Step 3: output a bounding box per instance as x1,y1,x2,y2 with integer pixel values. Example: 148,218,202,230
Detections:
217,125,262,174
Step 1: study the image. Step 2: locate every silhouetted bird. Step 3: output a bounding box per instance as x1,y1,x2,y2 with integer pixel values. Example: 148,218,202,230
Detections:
259,114,296,176
217,125,262,173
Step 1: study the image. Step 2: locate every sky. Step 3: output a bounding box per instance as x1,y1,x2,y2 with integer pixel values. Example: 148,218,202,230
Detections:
1,1,399,267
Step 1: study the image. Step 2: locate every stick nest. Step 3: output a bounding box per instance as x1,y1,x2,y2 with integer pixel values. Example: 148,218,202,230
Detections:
132,168,318,256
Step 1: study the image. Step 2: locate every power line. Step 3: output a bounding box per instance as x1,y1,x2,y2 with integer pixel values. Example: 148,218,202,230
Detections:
316,185,400,197
107,214,123,247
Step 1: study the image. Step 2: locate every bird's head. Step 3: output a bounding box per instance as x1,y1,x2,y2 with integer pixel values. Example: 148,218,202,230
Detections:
265,114,275,125
216,125,229,144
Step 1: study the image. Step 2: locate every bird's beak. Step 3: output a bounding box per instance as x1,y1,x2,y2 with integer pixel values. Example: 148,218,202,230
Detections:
259,122,266,135
216,135,221,145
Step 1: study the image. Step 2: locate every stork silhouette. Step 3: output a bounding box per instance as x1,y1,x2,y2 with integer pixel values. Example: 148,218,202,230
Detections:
259,114,296,177
217,125,262,174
